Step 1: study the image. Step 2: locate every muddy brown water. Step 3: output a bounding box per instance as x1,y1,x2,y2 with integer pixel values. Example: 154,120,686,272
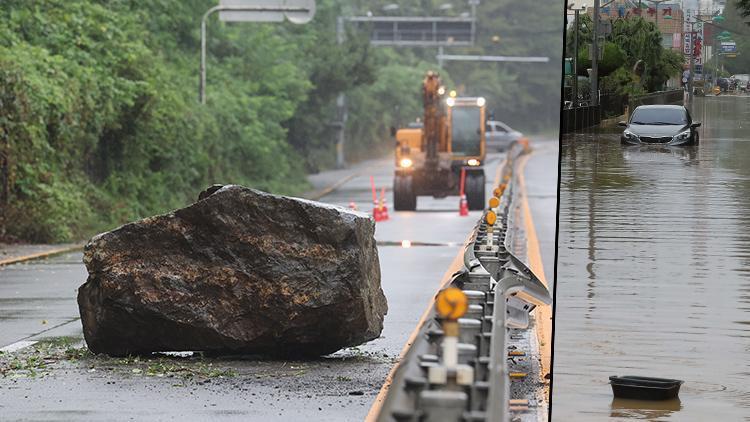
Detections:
552,96,750,421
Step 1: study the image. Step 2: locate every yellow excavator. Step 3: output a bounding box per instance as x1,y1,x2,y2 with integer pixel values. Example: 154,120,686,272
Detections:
392,71,486,211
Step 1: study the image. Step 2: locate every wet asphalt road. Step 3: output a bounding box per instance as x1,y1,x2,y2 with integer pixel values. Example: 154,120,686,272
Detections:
551,95,750,421
0,253,85,348
522,140,559,287
0,141,558,421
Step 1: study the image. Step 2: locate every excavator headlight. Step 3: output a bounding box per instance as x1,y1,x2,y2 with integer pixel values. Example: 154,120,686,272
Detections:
467,159,481,167
399,158,414,168
476,97,486,107
438,86,446,96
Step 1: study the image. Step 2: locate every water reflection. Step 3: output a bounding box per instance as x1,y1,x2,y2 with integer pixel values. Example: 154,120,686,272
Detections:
552,96,750,421
622,145,697,163
610,398,682,420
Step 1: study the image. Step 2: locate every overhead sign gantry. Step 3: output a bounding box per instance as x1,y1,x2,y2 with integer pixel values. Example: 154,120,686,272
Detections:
344,16,475,47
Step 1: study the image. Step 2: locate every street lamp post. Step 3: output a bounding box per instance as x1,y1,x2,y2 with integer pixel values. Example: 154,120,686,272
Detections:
199,4,311,104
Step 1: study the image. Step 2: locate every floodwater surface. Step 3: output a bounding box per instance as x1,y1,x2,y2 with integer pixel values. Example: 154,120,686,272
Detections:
552,96,750,421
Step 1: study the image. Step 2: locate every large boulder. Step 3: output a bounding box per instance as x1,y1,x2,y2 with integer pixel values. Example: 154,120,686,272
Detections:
77,185,387,357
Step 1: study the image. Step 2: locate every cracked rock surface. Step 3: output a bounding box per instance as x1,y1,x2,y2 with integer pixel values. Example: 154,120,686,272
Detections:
78,185,387,357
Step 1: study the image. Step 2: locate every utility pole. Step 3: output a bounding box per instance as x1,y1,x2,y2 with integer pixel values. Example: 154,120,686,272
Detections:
591,0,600,106
710,7,720,87
469,0,479,44
716,34,721,83
646,0,668,46
335,16,347,168
687,16,695,103
574,8,580,106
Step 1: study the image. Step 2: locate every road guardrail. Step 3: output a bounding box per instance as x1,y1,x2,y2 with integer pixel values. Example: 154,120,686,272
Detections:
375,141,551,422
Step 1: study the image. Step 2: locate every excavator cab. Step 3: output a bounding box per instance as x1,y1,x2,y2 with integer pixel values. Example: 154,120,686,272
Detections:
393,72,486,211
446,97,486,161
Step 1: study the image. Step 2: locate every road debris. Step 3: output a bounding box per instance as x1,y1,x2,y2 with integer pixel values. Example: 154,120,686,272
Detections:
78,185,387,357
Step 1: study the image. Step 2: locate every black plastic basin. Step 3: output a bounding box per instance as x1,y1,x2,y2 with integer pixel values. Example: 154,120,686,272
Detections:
609,375,683,401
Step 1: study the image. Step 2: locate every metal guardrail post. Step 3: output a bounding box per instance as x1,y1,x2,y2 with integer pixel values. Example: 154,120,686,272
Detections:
486,283,509,422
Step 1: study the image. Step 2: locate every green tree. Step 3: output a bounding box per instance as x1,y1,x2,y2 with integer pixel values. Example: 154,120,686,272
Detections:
576,42,627,77
0,0,362,241
610,16,682,91
708,1,750,75
736,0,750,18
567,15,683,94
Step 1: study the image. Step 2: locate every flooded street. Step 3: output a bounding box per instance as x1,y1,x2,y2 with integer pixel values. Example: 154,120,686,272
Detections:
552,96,750,421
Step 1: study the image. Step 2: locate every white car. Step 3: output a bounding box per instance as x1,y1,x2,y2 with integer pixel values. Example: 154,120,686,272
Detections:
485,120,523,152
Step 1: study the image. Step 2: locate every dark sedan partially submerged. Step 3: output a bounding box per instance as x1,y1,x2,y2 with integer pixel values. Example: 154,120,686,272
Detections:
619,105,701,146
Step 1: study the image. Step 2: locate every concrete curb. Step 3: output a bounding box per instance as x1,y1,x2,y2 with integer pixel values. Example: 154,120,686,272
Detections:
600,114,626,128
0,244,84,267
304,172,362,201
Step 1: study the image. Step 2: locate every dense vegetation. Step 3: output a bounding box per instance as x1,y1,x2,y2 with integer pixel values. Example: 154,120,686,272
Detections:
566,15,684,97
738,0,750,19
0,0,563,243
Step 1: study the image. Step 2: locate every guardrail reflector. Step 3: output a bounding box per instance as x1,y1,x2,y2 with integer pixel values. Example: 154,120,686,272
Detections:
486,211,497,226
435,287,468,320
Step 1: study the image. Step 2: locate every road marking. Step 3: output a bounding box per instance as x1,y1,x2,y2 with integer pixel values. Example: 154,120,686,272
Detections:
376,240,460,247
5,317,82,350
0,245,84,267
516,152,552,380
0,340,37,353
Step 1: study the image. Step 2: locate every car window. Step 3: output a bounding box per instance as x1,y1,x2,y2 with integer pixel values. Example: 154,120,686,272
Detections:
630,108,687,125
496,125,507,133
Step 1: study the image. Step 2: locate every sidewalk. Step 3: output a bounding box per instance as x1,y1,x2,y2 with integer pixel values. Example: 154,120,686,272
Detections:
0,243,82,266
303,157,390,200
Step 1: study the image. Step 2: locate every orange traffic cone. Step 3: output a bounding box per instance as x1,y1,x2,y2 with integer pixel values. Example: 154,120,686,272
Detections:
459,194,469,216
458,167,469,216
379,187,389,221
373,200,383,221
370,176,383,221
